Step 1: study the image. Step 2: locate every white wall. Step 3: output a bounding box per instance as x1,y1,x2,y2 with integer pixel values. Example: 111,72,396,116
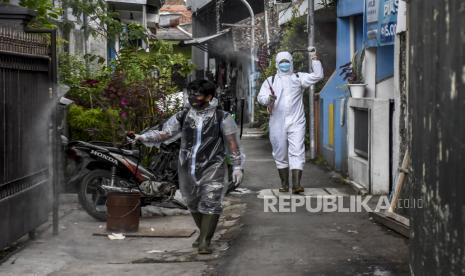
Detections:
348,46,397,194
363,48,377,98
376,77,394,99
278,0,324,25
348,98,391,194
64,7,107,66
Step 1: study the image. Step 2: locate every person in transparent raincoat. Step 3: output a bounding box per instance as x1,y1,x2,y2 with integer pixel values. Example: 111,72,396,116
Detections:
133,80,244,254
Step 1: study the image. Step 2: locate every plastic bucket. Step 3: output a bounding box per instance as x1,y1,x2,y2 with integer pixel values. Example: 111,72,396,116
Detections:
106,192,141,232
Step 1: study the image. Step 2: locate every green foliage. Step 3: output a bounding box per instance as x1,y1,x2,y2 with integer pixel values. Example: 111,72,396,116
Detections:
63,40,193,144
103,40,194,132
340,49,366,84
120,23,148,49
318,0,336,9
278,10,309,72
61,0,124,41
67,105,120,142
19,0,61,29
254,8,310,130
58,53,86,88
60,0,148,48
58,52,110,108
255,6,331,147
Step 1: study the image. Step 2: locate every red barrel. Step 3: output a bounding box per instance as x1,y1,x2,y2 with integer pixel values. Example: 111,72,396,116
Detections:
106,192,141,232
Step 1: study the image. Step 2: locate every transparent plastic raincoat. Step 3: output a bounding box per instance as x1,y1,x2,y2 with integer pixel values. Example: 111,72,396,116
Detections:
140,98,243,214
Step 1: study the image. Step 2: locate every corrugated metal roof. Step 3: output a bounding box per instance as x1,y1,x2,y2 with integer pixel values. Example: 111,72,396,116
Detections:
180,29,229,45
156,26,192,41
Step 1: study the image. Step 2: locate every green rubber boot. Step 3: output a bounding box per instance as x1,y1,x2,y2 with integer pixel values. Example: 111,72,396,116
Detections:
291,169,304,194
198,214,220,254
278,168,289,192
191,212,202,248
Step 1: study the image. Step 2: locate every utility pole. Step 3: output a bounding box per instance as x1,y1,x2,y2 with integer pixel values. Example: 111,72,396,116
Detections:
238,0,255,124
264,0,271,53
308,0,316,159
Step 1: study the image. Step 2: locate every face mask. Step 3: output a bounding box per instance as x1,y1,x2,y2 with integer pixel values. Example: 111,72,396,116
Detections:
188,94,209,110
279,62,291,73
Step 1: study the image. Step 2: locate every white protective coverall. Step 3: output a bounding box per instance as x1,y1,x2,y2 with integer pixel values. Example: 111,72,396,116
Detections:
257,51,323,170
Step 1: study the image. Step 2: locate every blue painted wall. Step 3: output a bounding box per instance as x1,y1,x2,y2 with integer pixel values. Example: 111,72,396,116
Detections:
376,45,394,81
319,2,364,172
318,0,396,173
337,0,364,17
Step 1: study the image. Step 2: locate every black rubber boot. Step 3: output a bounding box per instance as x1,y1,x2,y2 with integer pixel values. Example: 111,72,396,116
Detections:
278,168,289,192
198,214,220,254
191,212,202,248
291,169,304,194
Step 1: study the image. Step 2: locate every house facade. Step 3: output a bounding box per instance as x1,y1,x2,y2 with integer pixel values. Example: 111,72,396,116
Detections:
319,0,405,195
106,0,165,59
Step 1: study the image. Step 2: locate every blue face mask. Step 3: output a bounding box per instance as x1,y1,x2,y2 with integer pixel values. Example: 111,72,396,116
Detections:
278,62,291,73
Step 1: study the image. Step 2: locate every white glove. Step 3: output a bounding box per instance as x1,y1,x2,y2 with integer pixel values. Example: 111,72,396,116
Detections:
232,169,244,184
128,134,144,144
308,46,318,60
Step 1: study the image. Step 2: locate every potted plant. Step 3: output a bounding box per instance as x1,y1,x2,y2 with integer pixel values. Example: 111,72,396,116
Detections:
339,49,366,98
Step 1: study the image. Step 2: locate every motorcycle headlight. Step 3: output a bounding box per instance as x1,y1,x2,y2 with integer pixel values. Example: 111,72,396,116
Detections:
66,147,81,161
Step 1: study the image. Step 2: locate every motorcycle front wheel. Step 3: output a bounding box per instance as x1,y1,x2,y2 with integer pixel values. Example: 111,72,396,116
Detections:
78,169,111,221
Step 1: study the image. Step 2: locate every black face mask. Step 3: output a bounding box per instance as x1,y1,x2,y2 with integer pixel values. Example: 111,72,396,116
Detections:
188,93,210,110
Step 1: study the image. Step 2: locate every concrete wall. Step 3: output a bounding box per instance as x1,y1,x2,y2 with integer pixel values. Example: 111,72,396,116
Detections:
339,0,398,194
64,7,107,67
408,0,465,274
347,98,390,194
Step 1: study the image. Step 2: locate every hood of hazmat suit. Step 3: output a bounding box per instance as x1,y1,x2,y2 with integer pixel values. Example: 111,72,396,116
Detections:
276,51,294,76
141,98,243,215
256,51,324,171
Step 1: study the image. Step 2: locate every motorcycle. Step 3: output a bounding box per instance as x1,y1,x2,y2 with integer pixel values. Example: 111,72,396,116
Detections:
63,132,186,222
64,116,243,221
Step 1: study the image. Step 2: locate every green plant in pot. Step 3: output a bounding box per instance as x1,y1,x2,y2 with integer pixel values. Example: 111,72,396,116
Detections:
339,49,367,98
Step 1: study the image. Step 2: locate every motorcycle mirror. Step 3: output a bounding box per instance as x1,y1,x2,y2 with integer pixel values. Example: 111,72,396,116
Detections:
60,135,69,145
59,97,74,106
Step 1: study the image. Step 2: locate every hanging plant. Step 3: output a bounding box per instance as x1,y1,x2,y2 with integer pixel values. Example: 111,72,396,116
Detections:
339,49,366,84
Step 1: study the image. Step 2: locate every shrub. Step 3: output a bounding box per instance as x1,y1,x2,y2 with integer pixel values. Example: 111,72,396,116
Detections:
67,105,120,142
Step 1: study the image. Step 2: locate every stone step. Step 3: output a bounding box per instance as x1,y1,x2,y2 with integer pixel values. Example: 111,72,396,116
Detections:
241,128,265,139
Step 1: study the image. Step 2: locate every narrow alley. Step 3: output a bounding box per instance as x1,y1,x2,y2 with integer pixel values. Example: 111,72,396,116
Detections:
216,135,409,276
1,0,464,275
0,133,409,276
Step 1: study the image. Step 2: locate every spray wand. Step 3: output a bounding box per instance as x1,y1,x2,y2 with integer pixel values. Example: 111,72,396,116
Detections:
257,48,276,115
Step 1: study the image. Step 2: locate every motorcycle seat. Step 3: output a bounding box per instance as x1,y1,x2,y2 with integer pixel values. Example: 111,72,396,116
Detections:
103,146,139,157
121,149,140,157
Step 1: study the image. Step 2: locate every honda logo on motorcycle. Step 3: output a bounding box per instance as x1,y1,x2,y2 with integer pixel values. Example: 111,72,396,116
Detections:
90,150,118,165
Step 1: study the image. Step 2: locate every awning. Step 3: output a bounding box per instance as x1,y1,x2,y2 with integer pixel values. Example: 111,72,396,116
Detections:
179,29,230,51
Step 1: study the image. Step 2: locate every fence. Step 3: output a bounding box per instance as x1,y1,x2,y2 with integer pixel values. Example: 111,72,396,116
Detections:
0,7,54,250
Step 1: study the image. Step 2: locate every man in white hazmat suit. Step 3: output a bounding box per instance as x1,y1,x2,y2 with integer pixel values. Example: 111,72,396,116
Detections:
257,50,323,194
